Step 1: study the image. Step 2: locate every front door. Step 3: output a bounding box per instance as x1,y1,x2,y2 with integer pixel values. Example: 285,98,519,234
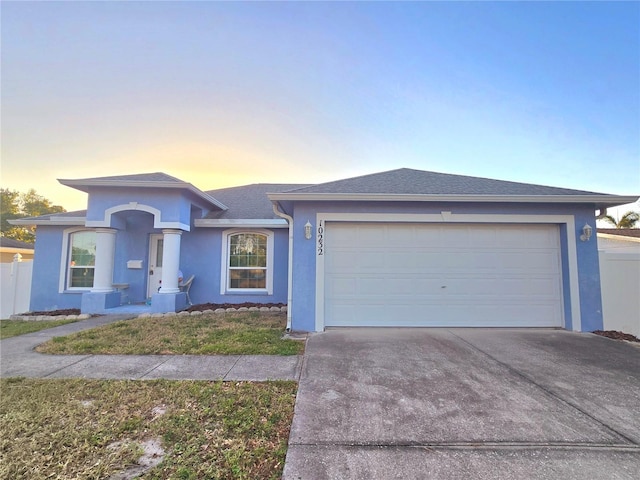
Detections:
147,234,163,298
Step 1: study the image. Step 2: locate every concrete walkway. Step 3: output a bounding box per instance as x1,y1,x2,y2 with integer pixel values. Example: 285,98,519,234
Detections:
283,328,640,480
0,315,302,381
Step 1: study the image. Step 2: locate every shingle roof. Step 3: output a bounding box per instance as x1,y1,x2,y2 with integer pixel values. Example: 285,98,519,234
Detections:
61,172,184,183
597,228,640,238
13,210,87,222
204,184,311,219
286,168,604,196
0,237,34,249
59,173,227,210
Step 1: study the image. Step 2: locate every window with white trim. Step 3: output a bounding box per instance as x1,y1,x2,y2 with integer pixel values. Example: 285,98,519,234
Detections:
221,229,274,294
67,230,96,289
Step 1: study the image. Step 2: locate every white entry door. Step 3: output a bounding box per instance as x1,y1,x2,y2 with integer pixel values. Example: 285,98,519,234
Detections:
147,234,164,298
324,223,563,328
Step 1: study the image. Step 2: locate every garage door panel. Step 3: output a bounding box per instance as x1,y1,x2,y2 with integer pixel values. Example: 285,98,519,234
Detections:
326,302,562,327
324,223,563,328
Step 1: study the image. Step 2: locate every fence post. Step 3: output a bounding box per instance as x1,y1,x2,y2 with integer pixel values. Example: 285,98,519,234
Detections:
11,253,22,315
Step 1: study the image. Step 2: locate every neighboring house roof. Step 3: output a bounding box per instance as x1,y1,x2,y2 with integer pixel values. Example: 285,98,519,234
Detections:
59,172,228,211
270,168,636,208
597,229,640,253
0,238,34,249
597,228,640,239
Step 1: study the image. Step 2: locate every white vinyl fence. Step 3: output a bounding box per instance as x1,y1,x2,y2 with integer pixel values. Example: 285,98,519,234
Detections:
599,251,640,337
1,254,33,318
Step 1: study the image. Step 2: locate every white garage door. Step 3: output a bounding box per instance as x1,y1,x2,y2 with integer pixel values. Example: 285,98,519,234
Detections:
324,223,563,327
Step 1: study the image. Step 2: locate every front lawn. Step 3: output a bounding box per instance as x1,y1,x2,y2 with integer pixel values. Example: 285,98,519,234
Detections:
0,318,80,339
36,312,304,355
0,378,296,480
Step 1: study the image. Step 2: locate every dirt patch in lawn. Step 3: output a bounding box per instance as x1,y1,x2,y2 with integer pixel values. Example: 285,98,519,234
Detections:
593,330,640,343
0,378,296,480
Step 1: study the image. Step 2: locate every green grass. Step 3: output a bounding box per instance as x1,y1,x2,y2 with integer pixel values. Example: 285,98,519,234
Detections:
0,378,297,480
0,318,79,339
36,312,304,355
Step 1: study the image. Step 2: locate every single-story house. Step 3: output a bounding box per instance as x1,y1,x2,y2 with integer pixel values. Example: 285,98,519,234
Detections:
10,168,637,332
0,237,35,263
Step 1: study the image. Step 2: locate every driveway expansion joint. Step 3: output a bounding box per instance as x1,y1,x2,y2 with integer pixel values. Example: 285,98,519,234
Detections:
43,354,94,378
446,329,639,446
138,357,173,379
289,441,640,452
222,355,243,380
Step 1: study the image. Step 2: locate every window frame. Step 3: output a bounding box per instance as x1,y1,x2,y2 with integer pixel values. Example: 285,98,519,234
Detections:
220,229,274,295
59,227,97,292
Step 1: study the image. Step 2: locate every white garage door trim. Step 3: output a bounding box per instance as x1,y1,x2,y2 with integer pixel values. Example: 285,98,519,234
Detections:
315,213,580,332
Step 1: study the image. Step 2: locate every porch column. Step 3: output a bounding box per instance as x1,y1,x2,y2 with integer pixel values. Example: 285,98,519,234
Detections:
91,228,117,293
159,229,182,293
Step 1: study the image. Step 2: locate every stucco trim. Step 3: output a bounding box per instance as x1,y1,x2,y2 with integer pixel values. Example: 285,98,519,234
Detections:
194,219,288,228
314,212,580,332
85,203,190,231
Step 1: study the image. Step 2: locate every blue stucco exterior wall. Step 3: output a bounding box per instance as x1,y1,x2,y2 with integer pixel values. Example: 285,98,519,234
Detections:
28,218,289,312
29,226,81,311
180,228,289,305
572,207,604,332
86,188,195,227
287,200,604,333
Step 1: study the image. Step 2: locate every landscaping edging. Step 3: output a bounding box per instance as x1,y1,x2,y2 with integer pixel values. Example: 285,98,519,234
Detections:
138,306,287,318
9,306,288,321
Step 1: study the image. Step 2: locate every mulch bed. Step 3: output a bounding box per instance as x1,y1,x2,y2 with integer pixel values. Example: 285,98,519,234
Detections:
185,302,286,312
22,308,81,316
593,330,640,343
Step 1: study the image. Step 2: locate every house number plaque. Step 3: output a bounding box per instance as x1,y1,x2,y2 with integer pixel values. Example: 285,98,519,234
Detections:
317,221,324,256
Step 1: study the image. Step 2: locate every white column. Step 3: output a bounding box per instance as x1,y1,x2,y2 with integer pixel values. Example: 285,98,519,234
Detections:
91,228,117,293
159,229,182,293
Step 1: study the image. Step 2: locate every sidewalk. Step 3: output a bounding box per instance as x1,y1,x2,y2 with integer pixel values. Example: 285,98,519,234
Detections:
0,314,302,381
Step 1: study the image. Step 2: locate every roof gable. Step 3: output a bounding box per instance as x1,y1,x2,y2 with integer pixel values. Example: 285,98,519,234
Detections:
59,172,227,211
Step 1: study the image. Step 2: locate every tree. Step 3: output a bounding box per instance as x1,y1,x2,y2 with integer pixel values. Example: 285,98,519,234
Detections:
601,210,640,229
0,188,66,243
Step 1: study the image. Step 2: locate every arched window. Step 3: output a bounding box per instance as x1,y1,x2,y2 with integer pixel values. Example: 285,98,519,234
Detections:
221,230,274,294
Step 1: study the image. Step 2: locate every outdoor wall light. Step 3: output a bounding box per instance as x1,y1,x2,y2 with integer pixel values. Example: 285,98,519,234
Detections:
304,221,313,240
580,223,593,242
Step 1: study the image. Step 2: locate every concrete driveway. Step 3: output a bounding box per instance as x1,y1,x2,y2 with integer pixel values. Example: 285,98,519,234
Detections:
283,328,640,479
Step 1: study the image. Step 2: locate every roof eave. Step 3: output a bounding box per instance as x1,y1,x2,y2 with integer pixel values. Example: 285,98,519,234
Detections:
194,218,288,228
8,217,87,226
267,193,638,208
59,179,228,211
